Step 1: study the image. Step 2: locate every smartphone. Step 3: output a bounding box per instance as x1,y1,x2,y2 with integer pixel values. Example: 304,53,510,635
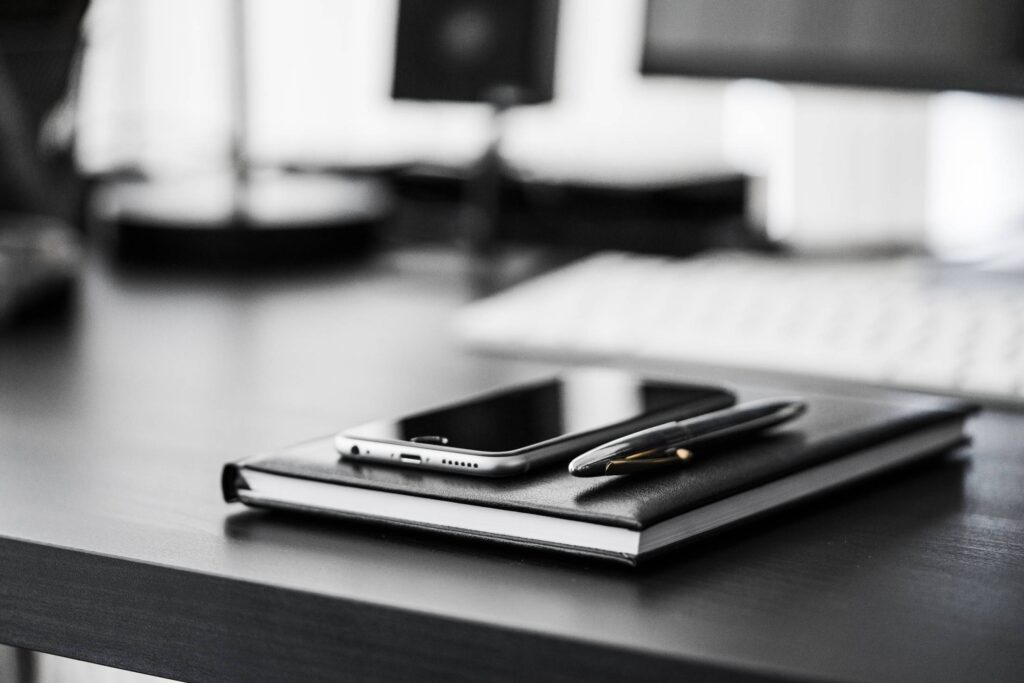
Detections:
335,369,735,477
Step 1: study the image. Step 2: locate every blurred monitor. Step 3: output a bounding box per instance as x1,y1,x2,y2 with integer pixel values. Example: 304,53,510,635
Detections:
392,0,559,104
642,0,1024,95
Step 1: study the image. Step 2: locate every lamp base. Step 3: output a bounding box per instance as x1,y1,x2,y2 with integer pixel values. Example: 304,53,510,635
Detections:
96,171,393,267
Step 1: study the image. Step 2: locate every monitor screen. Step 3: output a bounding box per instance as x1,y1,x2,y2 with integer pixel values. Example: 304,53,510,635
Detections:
642,0,1024,94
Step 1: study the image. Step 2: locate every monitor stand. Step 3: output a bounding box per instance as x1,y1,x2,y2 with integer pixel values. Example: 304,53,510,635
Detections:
725,81,930,254
927,92,1024,266
726,82,1024,263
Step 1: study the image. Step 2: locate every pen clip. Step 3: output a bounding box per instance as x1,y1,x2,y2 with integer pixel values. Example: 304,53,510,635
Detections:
602,448,692,476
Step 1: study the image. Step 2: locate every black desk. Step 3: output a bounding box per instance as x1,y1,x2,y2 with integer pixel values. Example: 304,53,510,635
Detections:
1,248,1023,682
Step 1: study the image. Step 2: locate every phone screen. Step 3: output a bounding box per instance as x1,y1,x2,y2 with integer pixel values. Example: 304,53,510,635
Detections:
345,370,722,453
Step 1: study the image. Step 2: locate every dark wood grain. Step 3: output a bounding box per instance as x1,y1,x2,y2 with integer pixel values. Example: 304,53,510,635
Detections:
1,247,1023,682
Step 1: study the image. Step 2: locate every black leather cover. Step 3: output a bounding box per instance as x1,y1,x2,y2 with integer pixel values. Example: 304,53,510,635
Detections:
224,390,975,533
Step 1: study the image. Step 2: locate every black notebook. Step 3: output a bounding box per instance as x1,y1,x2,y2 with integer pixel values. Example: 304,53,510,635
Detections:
223,390,974,565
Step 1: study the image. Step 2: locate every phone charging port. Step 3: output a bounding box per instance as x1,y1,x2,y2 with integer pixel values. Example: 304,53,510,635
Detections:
399,454,422,464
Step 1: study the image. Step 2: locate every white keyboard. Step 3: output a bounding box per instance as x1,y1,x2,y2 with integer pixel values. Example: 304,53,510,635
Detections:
455,251,1024,401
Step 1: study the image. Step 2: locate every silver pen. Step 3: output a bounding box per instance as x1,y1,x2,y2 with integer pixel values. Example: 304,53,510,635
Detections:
568,398,807,477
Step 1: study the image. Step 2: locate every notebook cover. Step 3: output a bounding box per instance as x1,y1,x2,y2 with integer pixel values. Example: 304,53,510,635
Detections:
224,392,975,532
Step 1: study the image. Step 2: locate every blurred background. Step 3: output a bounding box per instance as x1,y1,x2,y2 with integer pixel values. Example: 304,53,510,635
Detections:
1,0,1022,267
4,1,1024,678
4,0,1024,263
69,0,1024,257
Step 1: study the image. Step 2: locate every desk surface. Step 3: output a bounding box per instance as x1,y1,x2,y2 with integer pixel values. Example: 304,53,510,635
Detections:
1,248,1023,682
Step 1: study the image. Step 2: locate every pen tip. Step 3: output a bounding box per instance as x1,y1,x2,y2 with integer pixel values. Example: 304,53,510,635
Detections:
568,460,606,477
